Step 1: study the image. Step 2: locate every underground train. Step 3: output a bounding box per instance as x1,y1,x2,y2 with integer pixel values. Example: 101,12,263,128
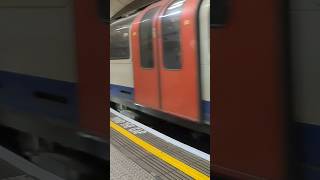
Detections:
211,0,320,179
0,0,108,160
111,0,320,179
110,0,210,132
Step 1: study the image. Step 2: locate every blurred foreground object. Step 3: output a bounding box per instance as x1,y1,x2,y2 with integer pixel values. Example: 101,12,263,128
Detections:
0,0,108,177
212,0,320,179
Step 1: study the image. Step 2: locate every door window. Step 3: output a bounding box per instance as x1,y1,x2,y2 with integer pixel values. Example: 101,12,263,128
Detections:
139,8,159,68
161,0,186,69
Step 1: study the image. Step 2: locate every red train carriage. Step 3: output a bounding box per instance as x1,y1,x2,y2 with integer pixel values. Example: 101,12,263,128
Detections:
110,0,211,133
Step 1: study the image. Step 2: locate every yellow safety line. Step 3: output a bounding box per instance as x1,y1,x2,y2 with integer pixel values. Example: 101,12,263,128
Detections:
110,121,210,180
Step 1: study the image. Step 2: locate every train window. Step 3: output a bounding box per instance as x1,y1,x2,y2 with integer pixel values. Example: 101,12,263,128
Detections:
139,8,159,68
110,16,135,60
161,0,186,69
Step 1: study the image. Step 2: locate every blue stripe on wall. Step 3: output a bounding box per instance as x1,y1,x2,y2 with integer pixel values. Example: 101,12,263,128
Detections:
0,71,78,123
110,84,211,121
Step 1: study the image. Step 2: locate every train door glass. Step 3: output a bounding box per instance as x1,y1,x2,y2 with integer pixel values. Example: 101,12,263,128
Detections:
131,7,161,109
161,0,184,69
140,8,158,68
158,0,201,121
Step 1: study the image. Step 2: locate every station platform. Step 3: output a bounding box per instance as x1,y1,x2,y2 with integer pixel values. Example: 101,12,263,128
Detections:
0,146,62,180
110,109,210,180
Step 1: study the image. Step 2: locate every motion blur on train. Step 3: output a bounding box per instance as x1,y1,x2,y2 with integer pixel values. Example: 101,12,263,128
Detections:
110,0,320,179
110,0,210,133
210,0,320,179
0,0,107,179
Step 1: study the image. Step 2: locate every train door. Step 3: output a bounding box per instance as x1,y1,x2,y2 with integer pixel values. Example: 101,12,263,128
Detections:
131,4,162,109
157,0,201,121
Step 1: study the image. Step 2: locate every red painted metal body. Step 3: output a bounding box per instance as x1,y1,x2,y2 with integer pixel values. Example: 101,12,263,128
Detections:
211,0,286,179
74,0,108,139
132,0,202,121
157,0,201,122
131,2,163,109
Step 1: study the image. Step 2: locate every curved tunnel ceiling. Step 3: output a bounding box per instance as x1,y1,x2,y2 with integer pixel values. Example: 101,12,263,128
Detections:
110,0,160,21
110,0,134,18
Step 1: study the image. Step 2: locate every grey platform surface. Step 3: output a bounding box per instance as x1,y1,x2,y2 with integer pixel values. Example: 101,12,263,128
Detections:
110,110,210,180
110,144,154,180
